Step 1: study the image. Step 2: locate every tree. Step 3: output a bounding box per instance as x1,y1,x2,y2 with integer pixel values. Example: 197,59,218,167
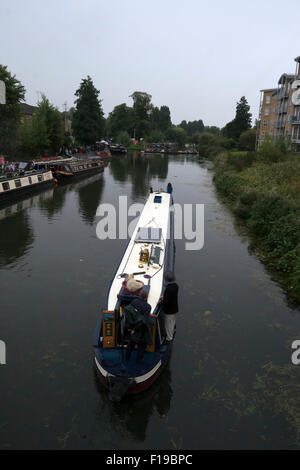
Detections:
179,119,204,136
158,106,172,132
106,103,134,138
116,131,131,147
165,126,186,147
36,94,64,152
31,111,50,155
18,94,64,156
0,65,25,154
223,96,252,141
147,129,165,143
17,118,34,156
203,126,220,135
149,105,172,135
239,129,257,151
197,132,226,157
130,91,152,138
72,76,104,145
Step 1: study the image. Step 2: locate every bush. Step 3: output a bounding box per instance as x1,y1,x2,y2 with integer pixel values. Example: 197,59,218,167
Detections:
239,190,259,206
198,132,218,157
234,190,259,219
223,138,236,150
239,129,257,151
257,136,286,163
265,213,300,257
247,195,293,236
116,131,131,147
213,172,243,201
277,244,300,274
227,151,257,171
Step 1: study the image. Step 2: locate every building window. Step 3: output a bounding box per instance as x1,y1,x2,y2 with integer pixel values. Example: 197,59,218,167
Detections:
266,96,271,104
292,125,300,141
265,107,270,116
263,120,268,128
262,131,266,138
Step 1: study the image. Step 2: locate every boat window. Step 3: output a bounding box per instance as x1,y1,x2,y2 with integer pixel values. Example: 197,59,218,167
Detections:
2,182,10,191
154,195,162,203
135,227,162,243
15,179,22,188
28,177,32,184
38,175,43,182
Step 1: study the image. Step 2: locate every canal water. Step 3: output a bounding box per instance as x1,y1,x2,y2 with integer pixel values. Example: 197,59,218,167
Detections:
0,153,300,449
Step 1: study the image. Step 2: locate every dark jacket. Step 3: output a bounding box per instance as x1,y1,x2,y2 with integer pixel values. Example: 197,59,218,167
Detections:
162,282,179,314
131,298,151,317
124,300,152,345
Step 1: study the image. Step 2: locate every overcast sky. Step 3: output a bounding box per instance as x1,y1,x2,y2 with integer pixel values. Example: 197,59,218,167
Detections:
1,0,299,128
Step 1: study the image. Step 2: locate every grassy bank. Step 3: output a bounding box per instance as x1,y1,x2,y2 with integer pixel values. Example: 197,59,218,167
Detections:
213,151,300,304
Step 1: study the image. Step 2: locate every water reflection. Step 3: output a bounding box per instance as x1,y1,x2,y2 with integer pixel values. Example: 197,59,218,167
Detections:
0,210,34,267
0,189,57,267
0,188,55,221
38,186,67,219
76,173,105,225
93,362,173,444
109,153,169,198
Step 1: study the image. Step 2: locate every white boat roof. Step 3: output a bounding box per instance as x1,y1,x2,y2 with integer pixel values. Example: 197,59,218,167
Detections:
33,157,76,164
107,191,171,313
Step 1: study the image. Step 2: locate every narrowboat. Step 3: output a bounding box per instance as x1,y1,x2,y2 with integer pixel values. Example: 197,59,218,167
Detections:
93,190,175,400
0,169,54,203
109,143,127,154
49,159,105,181
96,141,112,160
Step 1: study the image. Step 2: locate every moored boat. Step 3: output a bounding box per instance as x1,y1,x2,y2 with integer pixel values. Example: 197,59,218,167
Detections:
0,169,54,203
96,140,112,159
93,190,175,400
47,158,105,181
109,143,127,154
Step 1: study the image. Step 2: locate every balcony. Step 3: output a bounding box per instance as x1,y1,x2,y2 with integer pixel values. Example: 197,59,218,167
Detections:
274,121,286,129
277,88,289,100
277,105,288,114
290,115,300,124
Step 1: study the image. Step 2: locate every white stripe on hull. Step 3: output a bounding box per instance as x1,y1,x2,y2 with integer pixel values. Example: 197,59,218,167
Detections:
94,356,162,384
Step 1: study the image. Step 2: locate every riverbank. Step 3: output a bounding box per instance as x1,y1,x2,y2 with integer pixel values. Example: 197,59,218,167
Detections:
213,152,300,305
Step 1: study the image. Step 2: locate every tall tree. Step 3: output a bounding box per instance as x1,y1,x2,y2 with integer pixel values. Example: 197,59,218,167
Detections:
223,96,252,141
36,94,64,152
72,76,104,145
158,105,172,131
0,65,25,154
179,119,204,136
106,103,134,138
130,91,152,138
18,94,63,156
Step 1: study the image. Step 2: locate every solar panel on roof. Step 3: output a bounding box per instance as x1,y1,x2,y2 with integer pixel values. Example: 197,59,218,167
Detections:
135,227,162,243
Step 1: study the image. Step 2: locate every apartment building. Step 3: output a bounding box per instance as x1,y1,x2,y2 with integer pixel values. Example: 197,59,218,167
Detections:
257,56,300,151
